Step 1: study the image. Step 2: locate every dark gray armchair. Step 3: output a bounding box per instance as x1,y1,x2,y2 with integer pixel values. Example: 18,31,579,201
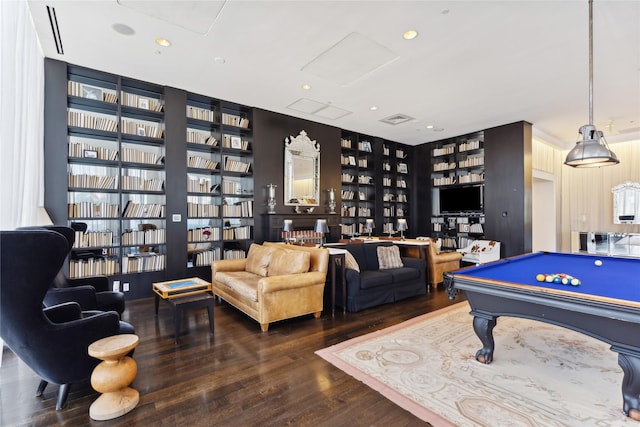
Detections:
0,228,132,410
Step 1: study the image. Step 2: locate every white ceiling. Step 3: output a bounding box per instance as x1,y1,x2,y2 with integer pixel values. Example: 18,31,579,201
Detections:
26,0,640,147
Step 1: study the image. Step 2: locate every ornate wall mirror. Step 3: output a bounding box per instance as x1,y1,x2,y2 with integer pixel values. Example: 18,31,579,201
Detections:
284,130,320,207
612,182,640,224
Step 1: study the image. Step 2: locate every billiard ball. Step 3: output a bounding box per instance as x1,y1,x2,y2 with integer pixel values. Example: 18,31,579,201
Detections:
594,260,603,266
536,274,545,282
545,275,554,282
571,278,581,286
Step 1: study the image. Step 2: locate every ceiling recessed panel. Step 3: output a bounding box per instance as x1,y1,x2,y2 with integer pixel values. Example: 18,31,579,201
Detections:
301,32,399,85
287,98,327,114
314,105,352,120
117,0,226,34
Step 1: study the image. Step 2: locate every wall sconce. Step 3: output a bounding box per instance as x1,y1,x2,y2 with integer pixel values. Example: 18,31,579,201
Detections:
283,219,293,243
328,188,336,214
314,218,328,247
365,218,375,239
396,218,408,240
267,184,277,214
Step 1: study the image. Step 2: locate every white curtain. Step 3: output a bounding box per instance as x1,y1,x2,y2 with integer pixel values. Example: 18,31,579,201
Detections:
0,0,45,230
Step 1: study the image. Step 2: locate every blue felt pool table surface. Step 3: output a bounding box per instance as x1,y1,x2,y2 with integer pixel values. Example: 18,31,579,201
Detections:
454,251,640,305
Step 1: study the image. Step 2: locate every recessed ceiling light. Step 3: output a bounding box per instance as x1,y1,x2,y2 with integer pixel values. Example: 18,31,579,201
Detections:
370,106,378,111
155,38,171,47
403,30,418,40
213,57,226,64
426,125,434,129
301,83,311,90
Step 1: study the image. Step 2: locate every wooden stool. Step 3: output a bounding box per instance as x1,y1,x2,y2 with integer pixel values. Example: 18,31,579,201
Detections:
88,334,139,421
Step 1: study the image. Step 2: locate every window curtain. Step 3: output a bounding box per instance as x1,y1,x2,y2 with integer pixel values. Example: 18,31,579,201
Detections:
0,0,45,230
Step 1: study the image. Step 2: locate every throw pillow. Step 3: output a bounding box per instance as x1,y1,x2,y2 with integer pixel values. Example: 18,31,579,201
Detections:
245,243,274,277
344,251,360,272
268,248,311,276
377,245,403,269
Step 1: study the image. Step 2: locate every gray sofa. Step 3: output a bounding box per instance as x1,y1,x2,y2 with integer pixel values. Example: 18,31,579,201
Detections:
336,242,426,312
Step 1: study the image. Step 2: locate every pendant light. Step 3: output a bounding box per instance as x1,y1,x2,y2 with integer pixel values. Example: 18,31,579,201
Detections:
564,0,619,167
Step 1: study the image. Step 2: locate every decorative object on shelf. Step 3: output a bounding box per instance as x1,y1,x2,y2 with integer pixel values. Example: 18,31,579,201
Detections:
564,0,618,168
283,219,293,243
365,218,375,238
314,219,328,247
267,184,277,214
306,207,315,214
328,188,337,214
397,218,408,240
284,130,320,207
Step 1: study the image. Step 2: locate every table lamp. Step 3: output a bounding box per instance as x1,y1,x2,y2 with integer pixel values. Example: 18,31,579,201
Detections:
283,219,293,243
314,219,328,247
365,218,375,239
397,218,407,240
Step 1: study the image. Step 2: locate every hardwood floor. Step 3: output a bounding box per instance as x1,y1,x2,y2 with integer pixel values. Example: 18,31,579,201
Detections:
1,288,465,426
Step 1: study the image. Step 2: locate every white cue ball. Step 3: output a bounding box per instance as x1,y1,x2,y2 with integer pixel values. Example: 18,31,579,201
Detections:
594,259,603,266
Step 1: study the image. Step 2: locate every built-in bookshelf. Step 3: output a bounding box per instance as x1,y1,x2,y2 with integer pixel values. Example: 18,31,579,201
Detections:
340,133,375,237
430,131,485,249
381,141,411,236
65,65,167,279
185,95,254,272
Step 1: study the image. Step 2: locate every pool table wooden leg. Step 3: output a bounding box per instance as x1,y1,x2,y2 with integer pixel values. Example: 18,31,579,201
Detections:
616,350,640,420
472,315,497,364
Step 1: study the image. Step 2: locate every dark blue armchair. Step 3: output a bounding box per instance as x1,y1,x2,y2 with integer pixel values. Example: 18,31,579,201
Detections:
0,228,131,410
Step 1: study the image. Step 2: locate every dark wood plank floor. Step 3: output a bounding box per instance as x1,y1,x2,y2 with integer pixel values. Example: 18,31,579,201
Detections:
1,288,465,427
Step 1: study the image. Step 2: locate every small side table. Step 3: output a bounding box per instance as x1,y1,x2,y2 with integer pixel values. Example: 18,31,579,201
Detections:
167,293,214,344
327,248,347,316
88,334,139,421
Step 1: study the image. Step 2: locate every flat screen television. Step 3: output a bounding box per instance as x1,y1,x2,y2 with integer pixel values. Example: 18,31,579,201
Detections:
439,186,483,213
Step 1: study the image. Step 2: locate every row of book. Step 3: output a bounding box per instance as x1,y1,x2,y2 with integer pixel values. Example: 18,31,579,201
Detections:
222,200,253,217
222,180,242,195
187,105,216,122
459,138,482,152
121,92,164,112
120,119,163,138
68,202,120,218
68,110,118,132
187,129,218,145
458,156,484,168
223,249,246,259
222,135,250,150
192,248,221,266
67,81,117,103
433,161,456,172
73,231,113,248
187,155,218,170
221,112,249,128
69,257,119,279
187,202,219,217
188,227,221,242
223,157,251,173
121,228,166,246
122,147,163,165
68,173,117,189
121,176,164,191
188,177,217,193
433,144,456,157
122,253,165,274
122,202,165,218
358,175,373,184
223,225,251,240
69,142,118,160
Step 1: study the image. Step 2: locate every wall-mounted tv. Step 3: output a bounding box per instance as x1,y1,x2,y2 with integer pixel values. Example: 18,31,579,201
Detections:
439,185,483,213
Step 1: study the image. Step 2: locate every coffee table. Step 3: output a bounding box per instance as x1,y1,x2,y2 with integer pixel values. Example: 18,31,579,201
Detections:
153,278,214,344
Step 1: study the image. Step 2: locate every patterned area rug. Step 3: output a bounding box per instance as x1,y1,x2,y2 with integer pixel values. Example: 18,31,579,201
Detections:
316,302,635,426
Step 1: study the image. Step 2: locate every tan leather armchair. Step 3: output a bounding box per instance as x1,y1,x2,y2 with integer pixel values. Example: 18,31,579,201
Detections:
212,243,329,332
427,238,462,288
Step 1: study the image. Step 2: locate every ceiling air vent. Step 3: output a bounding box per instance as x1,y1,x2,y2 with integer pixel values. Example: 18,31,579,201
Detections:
47,6,64,55
380,113,414,126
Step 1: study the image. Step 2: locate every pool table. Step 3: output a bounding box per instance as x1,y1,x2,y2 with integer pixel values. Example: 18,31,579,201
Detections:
445,251,640,420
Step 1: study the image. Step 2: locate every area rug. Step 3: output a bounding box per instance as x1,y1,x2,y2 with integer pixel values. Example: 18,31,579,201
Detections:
316,302,635,426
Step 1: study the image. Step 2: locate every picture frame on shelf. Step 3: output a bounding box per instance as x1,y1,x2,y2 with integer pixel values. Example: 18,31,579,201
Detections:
398,163,408,173
137,127,146,136
348,155,356,166
82,85,103,101
361,141,372,152
83,149,98,159
230,136,242,149
137,98,150,110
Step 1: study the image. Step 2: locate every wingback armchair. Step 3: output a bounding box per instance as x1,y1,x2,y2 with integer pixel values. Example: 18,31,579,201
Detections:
0,228,132,410
20,225,125,316
427,238,462,288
